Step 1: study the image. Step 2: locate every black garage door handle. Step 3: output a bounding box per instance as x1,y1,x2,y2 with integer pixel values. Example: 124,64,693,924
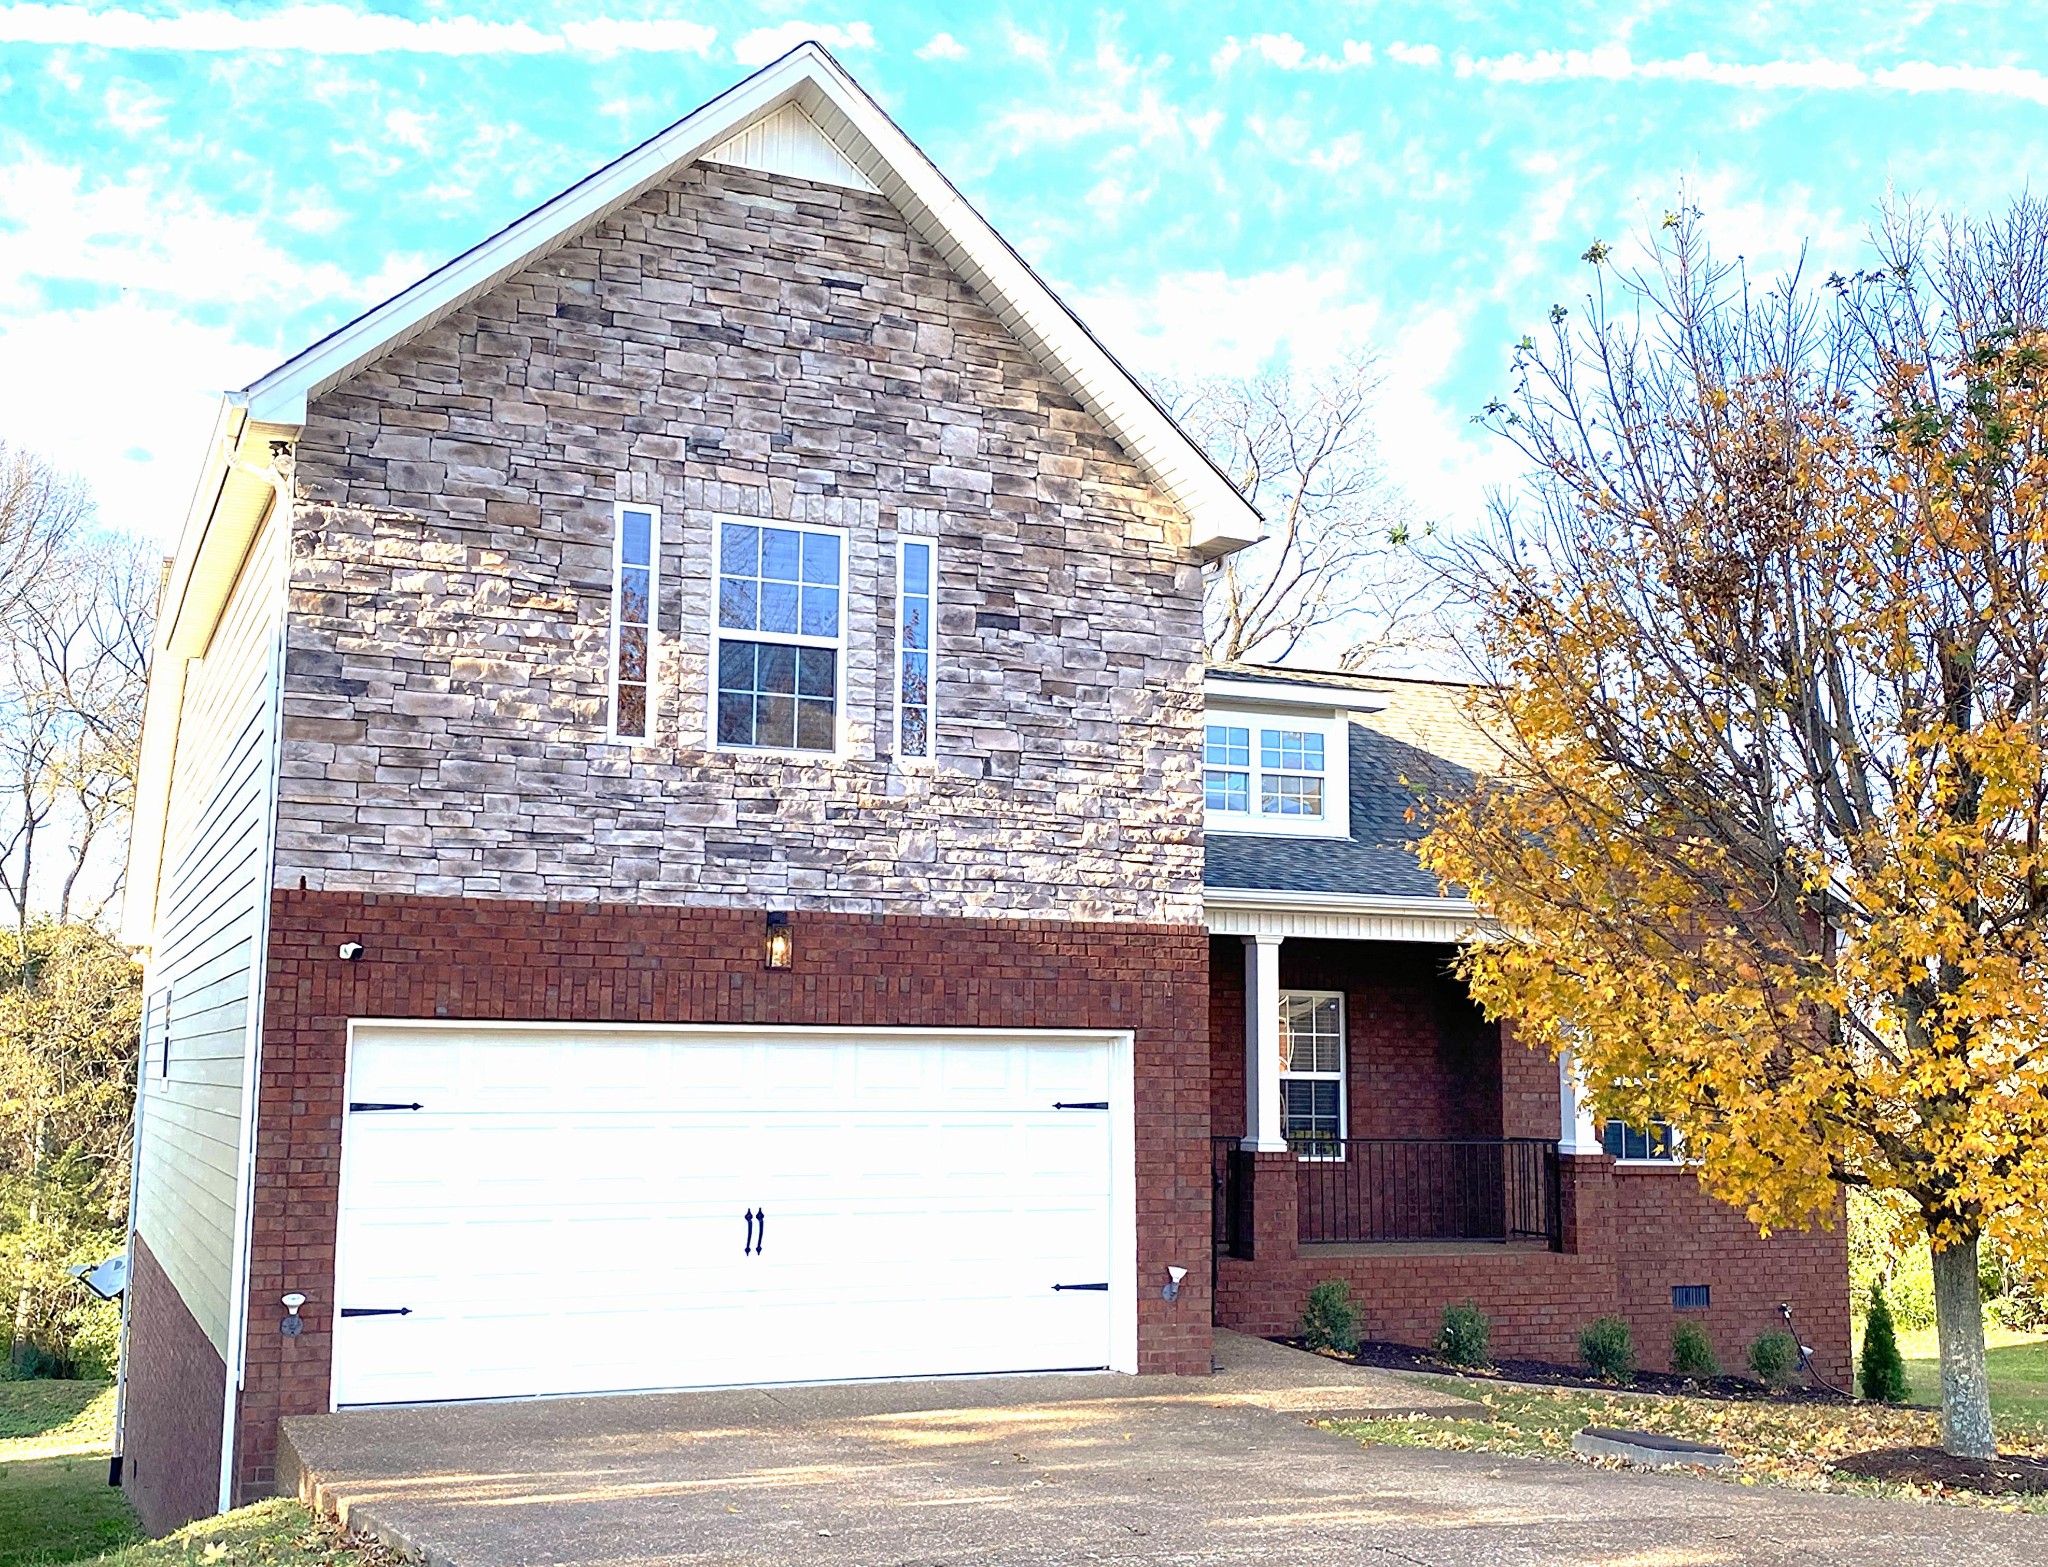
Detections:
1052,1282,1109,1292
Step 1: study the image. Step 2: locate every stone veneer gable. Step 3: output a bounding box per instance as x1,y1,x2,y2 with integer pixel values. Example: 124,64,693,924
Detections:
279,157,1205,919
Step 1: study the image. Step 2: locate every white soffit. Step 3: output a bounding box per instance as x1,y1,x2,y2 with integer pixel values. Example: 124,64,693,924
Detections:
702,100,878,192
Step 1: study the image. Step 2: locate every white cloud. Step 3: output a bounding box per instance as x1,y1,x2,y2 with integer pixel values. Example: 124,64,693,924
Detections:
1214,32,1366,73
732,21,875,67
0,4,716,56
0,155,429,542
915,31,966,63
1419,44,2048,105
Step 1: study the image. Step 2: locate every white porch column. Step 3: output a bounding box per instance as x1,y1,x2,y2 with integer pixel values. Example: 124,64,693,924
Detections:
1242,934,1287,1152
1558,1047,1603,1155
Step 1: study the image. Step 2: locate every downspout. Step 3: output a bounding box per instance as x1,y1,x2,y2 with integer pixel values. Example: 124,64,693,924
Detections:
214,451,294,1516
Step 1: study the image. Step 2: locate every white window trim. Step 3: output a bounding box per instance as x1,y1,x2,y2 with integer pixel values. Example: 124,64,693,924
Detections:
895,535,936,762
1203,707,1352,838
707,516,849,758
1279,988,1347,1159
608,500,660,744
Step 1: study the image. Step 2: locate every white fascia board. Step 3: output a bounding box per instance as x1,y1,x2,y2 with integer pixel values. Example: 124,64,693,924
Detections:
1204,887,1494,944
1206,887,1481,918
1205,677,1389,712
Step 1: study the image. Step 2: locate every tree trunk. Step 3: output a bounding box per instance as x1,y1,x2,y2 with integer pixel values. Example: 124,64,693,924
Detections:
1931,1233,1997,1458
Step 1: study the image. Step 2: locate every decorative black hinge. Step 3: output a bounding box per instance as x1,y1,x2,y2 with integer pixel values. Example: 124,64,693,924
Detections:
1053,1101,1109,1111
348,1102,424,1112
1052,1282,1110,1292
339,1307,413,1318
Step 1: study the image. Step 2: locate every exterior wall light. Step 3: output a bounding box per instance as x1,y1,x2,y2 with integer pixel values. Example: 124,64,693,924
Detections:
764,911,793,970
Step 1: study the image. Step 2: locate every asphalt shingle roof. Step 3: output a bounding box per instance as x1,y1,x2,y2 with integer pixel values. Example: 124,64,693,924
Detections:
1202,666,1497,898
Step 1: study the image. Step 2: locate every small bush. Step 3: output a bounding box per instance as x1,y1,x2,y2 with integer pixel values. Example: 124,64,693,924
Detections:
1859,1282,1909,1403
1749,1330,1799,1389
1670,1319,1719,1380
1436,1300,1492,1368
1300,1280,1359,1354
1578,1315,1635,1381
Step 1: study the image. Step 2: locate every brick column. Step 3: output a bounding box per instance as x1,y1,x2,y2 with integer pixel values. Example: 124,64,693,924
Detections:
1248,1150,1299,1263
1559,1152,1615,1259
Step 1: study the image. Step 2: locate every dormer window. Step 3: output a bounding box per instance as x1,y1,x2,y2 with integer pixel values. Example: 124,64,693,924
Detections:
1202,708,1349,837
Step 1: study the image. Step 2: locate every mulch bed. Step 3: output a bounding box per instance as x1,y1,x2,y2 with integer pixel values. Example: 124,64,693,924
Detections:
1834,1446,2048,1497
1299,1337,1858,1404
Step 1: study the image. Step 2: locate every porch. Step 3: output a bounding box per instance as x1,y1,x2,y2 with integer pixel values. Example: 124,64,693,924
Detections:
1206,930,1592,1253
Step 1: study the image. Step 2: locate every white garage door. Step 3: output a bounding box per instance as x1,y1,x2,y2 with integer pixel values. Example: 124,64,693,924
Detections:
331,1024,1129,1407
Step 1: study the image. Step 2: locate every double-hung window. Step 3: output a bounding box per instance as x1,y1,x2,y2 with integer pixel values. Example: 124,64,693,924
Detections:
610,503,658,741
1260,730,1325,816
1279,990,1345,1155
897,538,935,758
1204,716,1340,831
715,520,843,753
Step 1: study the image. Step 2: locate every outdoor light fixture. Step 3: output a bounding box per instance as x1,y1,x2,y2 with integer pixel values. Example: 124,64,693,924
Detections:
764,911,793,970
1164,1266,1188,1302
281,1292,307,1338
338,941,364,962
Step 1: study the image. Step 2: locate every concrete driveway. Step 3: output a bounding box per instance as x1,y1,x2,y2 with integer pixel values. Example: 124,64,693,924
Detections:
282,1334,2043,1566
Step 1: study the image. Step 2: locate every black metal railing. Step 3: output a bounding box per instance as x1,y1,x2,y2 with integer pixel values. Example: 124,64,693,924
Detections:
1211,1136,1254,1259
1294,1137,1561,1247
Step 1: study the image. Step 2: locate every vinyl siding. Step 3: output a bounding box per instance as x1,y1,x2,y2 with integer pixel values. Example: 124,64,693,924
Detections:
133,509,280,1360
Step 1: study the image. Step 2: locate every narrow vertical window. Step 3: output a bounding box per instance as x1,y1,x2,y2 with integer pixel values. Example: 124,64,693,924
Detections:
611,503,658,741
897,538,935,758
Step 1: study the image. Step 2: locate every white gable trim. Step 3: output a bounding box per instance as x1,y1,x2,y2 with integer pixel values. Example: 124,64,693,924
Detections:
235,42,1261,555
703,100,878,191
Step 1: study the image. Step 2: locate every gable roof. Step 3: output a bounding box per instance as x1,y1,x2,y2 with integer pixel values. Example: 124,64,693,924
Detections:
244,40,1255,526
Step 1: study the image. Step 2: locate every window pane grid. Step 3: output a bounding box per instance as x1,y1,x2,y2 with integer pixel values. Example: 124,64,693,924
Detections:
716,520,840,752
898,540,934,758
612,505,657,740
1602,1119,1678,1160
1279,991,1344,1153
1204,721,1332,823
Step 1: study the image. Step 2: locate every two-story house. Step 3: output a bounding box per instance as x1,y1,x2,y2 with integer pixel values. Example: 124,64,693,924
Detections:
116,44,1848,1535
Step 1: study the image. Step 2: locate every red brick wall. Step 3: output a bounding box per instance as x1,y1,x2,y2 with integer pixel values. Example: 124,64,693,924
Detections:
122,1235,226,1534
1215,1156,1850,1381
233,890,1211,1503
1610,1167,1850,1385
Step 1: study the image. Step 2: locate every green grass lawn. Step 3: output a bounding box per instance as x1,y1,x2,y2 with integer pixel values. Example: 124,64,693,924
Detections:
1897,1327,2048,1427
0,1380,140,1567
0,1381,391,1567
54,1499,394,1567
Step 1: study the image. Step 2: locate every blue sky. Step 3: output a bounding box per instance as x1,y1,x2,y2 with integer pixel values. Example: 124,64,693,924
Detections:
4,2,2047,547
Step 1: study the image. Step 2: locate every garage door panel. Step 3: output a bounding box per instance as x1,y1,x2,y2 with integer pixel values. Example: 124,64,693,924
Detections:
333,1028,1120,1408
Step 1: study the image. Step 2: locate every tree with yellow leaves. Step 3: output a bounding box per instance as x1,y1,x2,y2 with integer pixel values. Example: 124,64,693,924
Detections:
1422,199,2048,1458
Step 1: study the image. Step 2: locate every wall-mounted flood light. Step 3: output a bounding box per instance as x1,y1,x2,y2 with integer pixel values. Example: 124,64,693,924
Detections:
1164,1266,1188,1302
339,941,365,962
281,1292,307,1338
764,911,793,971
